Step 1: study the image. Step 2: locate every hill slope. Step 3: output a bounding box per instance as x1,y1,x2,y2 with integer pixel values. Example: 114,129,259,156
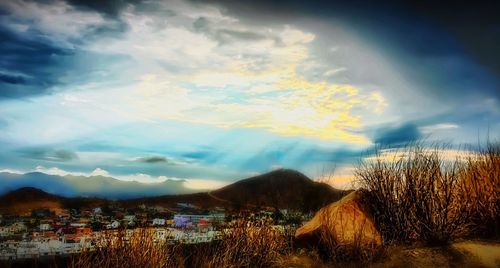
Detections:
210,169,346,211
130,169,347,212
0,187,113,215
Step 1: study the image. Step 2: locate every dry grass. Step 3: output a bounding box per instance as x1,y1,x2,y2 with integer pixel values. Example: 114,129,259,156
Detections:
195,222,291,267
69,221,292,268
69,229,181,268
356,143,500,245
461,144,500,238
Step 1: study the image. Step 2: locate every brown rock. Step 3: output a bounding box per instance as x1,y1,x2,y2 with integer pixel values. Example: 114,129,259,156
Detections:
295,190,382,246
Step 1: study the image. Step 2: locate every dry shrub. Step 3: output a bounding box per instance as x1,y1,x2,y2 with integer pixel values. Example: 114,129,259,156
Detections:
356,143,500,245
69,221,291,268
462,143,500,238
356,145,473,245
69,228,182,268
191,221,291,268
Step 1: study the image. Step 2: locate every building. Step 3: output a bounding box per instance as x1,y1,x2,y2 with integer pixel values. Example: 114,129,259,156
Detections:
10,222,27,233
173,214,225,228
106,221,120,229
152,218,166,226
0,226,12,237
39,223,51,231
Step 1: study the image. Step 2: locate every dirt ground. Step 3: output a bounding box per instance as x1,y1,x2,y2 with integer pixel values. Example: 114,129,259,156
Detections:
281,241,500,268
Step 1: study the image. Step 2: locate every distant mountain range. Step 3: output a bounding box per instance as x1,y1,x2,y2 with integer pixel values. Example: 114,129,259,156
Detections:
0,169,348,213
0,172,192,199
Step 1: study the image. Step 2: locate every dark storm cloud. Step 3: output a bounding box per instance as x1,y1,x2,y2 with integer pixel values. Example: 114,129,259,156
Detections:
182,150,214,160
0,24,132,99
374,124,422,147
406,0,500,77
0,26,73,98
66,0,143,17
302,147,373,164
0,73,26,85
20,148,78,162
136,156,175,164
216,29,267,42
200,0,500,101
192,16,272,46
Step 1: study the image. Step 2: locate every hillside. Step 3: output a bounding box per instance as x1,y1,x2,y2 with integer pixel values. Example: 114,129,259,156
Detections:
0,187,67,215
129,169,348,212
0,187,108,215
211,169,347,211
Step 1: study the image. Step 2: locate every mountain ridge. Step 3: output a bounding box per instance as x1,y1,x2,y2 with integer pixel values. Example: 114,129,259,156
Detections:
0,171,194,199
0,169,348,213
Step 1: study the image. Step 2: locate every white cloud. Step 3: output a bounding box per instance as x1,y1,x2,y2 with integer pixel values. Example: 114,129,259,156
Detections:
0,0,392,147
0,0,110,47
34,166,85,176
183,178,229,190
324,67,347,77
420,123,459,134
363,148,475,163
90,168,110,177
76,1,384,143
30,166,222,189
0,168,23,174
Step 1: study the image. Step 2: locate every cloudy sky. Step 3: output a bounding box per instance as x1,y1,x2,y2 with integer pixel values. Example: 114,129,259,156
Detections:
0,0,498,190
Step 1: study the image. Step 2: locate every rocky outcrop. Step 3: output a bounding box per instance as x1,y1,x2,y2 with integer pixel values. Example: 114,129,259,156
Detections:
295,190,382,246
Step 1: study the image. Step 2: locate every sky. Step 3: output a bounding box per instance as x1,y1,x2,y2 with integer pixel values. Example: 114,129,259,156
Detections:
0,0,499,191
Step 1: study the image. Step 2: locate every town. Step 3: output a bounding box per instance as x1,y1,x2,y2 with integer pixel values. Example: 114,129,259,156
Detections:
0,202,308,261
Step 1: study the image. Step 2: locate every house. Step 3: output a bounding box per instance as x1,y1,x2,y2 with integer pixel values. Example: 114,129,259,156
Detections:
173,215,193,229
124,215,136,223
10,222,27,233
152,205,166,213
78,217,91,224
39,223,52,231
152,218,166,226
106,220,120,229
197,218,212,232
93,207,102,215
0,226,12,237
75,227,92,236
174,214,225,226
176,203,197,209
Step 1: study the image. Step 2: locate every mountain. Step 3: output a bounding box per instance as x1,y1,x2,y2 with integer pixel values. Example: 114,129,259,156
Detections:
210,169,347,211
0,187,107,215
0,172,195,199
0,169,348,213
128,169,348,212
0,187,62,204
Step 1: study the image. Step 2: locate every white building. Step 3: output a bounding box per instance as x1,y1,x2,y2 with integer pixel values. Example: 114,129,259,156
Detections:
124,215,136,222
39,224,51,231
106,221,120,229
0,226,12,237
152,218,166,226
10,222,27,233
